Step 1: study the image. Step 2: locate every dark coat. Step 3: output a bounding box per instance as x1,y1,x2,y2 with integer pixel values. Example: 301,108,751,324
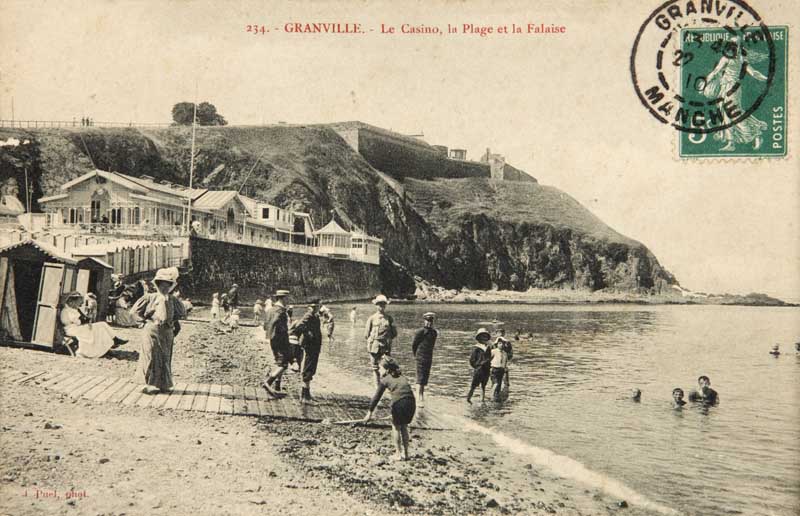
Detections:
263,304,289,349
291,310,322,349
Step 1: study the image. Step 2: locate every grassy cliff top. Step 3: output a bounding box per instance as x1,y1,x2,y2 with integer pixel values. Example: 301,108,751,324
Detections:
405,177,638,246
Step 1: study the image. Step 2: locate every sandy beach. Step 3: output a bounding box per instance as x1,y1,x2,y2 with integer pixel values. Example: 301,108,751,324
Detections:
1,320,657,515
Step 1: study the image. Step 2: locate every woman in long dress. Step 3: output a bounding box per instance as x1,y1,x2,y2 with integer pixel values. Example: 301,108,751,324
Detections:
132,267,185,394
60,292,126,358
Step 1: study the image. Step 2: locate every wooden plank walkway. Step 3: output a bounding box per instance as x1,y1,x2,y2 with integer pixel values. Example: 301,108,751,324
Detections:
3,369,452,430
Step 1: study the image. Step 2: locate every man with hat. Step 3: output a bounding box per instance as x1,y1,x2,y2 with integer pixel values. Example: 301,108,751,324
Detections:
289,298,323,403
411,312,438,407
364,294,397,387
261,289,291,397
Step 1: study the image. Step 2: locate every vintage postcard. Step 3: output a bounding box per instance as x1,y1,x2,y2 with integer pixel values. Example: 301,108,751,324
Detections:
1,1,798,516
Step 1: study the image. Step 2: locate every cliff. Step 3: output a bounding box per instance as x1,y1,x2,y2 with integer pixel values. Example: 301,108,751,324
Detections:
0,125,677,297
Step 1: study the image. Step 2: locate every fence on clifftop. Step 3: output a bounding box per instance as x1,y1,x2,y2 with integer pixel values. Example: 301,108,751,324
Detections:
0,120,173,129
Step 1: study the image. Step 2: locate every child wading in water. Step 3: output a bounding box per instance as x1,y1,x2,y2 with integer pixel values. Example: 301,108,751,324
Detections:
363,356,416,461
467,328,493,404
490,334,510,402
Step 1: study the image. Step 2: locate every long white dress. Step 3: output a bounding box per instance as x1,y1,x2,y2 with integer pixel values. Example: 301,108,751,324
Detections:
60,306,117,358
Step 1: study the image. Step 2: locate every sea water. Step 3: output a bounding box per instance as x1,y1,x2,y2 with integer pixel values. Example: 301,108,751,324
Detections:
323,303,800,516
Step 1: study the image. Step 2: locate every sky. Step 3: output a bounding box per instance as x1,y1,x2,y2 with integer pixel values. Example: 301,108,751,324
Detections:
1,0,798,300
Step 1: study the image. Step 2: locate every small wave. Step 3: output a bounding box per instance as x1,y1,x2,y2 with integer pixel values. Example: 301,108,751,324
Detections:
454,416,680,515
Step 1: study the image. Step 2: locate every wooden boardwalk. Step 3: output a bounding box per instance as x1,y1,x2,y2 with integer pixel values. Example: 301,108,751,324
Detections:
3,369,451,430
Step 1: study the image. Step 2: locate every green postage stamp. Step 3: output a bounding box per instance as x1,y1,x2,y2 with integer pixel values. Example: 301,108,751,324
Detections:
678,26,788,158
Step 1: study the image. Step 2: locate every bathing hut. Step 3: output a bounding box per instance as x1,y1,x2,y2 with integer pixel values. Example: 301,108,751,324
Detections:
0,239,81,347
75,257,113,320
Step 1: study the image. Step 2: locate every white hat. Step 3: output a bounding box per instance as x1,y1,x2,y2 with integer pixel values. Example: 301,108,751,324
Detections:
372,294,390,305
153,267,179,287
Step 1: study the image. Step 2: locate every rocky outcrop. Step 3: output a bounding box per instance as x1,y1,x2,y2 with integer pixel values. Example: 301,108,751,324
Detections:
0,125,677,297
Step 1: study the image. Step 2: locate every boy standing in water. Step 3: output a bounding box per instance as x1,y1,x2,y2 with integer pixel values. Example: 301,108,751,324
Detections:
350,307,357,326
490,337,509,402
411,312,437,407
688,375,719,406
363,356,416,461
467,328,493,404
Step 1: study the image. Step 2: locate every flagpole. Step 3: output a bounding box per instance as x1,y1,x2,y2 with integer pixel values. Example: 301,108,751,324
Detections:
186,93,198,235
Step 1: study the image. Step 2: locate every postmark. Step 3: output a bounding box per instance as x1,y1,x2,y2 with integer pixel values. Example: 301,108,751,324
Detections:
678,26,787,157
630,0,776,138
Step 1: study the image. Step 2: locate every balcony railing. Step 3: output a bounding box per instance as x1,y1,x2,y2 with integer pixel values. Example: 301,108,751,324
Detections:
40,221,380,265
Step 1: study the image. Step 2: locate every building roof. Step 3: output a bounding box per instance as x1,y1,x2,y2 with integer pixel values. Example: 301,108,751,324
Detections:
54,170,207,201
192,190,245,211
37,193,69,203
314,219,349,235
0,239,78,265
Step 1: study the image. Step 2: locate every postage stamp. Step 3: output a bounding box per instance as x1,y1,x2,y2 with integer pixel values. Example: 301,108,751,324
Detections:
630,0,785,157
678,26,788,158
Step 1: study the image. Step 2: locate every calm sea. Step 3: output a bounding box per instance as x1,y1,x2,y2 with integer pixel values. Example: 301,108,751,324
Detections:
321,303,800,516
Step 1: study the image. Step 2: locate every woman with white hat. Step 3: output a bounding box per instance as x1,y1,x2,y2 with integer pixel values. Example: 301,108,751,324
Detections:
364,294,397,387
131,267,186,394
60,291,127,358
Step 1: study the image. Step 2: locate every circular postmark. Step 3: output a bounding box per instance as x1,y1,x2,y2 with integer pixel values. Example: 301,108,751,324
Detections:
630,0,775,134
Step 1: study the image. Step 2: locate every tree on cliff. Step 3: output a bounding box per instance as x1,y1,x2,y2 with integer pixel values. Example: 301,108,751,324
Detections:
171,102,228,126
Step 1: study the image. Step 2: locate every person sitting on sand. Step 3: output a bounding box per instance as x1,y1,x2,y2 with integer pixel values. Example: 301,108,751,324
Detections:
61,291,127,358
631,388,642,402
769,344,781,357
363,356,416,461
467,328,493,404
253,299,264,324
672,388,686,409
411,312,438,408
688,375,719,406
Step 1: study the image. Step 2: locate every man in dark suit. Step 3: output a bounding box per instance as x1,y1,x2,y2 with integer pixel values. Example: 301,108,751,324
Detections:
290,299,323,404
261,289,290,398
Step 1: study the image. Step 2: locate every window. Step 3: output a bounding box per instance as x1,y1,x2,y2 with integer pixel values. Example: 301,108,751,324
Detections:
261,207,270,219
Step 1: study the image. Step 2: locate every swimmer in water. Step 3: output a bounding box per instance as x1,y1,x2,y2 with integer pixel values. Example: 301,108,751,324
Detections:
672,388,686,409
631,388,642,402
688,375,719,406
769,344,781,357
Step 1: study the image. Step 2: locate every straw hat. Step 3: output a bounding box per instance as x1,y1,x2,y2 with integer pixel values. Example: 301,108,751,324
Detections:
153,267,178,284
274,289,290,297
422,312,436,321
63,291,84,304
372,294,390,305
474,328,491,340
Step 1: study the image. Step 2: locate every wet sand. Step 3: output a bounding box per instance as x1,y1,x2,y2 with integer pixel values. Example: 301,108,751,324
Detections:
0,320,657,515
